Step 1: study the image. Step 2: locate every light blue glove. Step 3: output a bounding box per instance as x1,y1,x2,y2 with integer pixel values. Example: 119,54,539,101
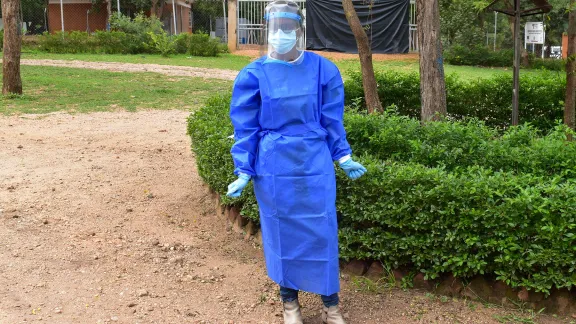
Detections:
226,173,251,198
339,159,367,180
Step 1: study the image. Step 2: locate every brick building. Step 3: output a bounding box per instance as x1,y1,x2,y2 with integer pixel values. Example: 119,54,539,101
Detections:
47,0,192,34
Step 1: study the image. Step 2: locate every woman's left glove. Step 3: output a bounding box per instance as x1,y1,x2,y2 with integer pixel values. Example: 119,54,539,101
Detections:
226,173,251,198
339,159,367,180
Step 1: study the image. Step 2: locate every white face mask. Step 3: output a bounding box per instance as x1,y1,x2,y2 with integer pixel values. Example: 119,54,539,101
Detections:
268,30,297,55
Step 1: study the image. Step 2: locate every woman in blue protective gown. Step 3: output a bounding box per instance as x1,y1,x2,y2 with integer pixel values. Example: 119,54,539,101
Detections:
225,1,366,323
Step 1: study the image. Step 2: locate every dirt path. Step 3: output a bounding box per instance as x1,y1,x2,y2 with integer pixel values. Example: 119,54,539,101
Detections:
0,111,567,324
18,59,240,80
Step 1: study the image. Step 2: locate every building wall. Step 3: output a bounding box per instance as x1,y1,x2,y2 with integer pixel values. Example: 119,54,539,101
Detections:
181,6,191,33
48,3,108,33
162,3,192,34
563,34,568,59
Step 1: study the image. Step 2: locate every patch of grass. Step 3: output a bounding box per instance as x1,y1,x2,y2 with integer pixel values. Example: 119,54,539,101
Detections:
493,309,544,324
337,58,559,81
351,276,394,294
1,65,232,114
350,263,397,294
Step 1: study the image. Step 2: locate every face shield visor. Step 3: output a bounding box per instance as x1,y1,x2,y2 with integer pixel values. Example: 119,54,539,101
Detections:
263,1,305,62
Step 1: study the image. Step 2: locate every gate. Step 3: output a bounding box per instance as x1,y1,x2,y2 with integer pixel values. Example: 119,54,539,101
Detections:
235,0,416,52
409,0,418,52
237,0,306,49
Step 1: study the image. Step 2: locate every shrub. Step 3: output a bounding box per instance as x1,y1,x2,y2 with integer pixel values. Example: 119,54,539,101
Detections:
345,71,566,130
344,112,576,178
185,94,260,222
22,35,42,50
444,45,514,67
188,32,221,57
444,45,566,71
93,31,128,54
174,33,192,54
0,29,3,51
336,160,576,293
188,93,576,294
148,31,175,57
39,31,128,54
109,13,163,54
39,31,93,53
218,42,230,54
530,58,566,71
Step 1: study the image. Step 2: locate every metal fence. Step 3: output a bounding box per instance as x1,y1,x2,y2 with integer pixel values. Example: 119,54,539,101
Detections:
409,0,418,52
235,0,417,52
7,0,226,38
9,0,416,50
0,0,49,35
191,0,228,41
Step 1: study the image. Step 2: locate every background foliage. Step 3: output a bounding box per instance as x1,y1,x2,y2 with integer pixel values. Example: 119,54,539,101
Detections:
344,70,566,130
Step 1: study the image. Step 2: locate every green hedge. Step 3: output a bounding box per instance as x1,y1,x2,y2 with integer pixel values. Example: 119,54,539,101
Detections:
344,71,566,130
344,113,576,178
39,31,131,54
186,94,261,222
337,161,576,293
38,13,226,57
444,45,566,71
38,31,226,57
188,94,576,294
444,45,514,67
530,58,567,71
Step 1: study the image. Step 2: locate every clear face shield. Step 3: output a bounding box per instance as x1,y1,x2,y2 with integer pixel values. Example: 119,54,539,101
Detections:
263,1,305,62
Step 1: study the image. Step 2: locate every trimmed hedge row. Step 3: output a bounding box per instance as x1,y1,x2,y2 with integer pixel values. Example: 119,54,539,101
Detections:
444,45,567,71
337,161,576,293
344,71,566,130
444,46,514,67
344,113,576,178
187,94,576,294
38,31,226,57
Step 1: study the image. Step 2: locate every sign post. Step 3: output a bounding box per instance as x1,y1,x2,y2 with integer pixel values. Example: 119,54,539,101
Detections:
485,0,552,126
525,21,545,46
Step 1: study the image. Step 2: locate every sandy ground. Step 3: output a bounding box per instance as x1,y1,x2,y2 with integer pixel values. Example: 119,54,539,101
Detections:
17,59,240,80
0,110,569,324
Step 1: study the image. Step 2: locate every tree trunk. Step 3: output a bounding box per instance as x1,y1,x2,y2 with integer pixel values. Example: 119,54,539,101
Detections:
417,0,446,121
545,40,552,58
2,0,23,95
341,0,383,114
565,0,576,135
107,0,112,28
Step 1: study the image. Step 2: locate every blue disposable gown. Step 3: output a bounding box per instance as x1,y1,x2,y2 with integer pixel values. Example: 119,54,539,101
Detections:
230,52,352,296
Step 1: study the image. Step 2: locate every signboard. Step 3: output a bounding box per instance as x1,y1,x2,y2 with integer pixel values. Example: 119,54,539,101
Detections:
525,22,545,45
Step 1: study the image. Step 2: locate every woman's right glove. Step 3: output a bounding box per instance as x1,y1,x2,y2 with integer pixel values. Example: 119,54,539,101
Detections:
339,159,367,180
226,173,251,198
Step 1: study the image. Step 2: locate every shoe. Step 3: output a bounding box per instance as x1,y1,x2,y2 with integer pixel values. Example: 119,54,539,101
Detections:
283,300,303,324
321,305,346,324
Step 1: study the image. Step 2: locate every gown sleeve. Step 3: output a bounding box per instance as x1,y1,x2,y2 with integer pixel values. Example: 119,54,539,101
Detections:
320,61,353,162
230,67,261,176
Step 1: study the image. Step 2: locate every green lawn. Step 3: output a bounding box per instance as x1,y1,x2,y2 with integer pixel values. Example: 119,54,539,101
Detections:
1,65,232,115
5,52,561,115
21,50,559,81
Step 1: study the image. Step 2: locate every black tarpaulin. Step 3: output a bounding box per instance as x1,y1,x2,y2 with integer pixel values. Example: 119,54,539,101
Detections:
305,0,409,54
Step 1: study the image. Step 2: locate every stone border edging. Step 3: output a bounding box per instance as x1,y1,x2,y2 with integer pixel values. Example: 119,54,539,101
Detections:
209,187,576,316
